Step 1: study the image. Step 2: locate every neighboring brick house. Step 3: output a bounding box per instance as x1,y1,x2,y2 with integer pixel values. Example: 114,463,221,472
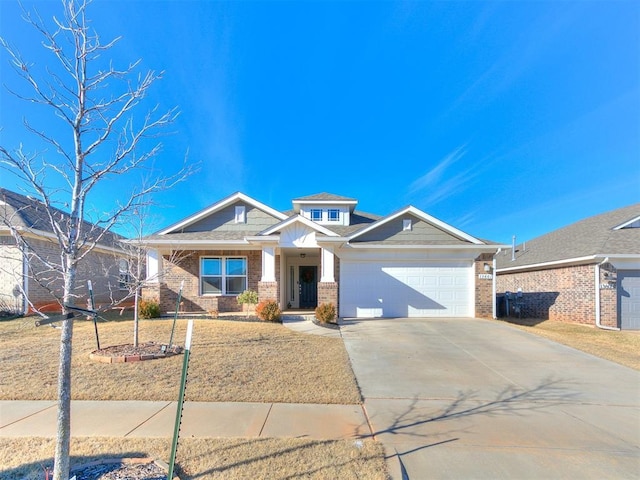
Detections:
496,203,640,330
140,192,505,319
0,188,131,314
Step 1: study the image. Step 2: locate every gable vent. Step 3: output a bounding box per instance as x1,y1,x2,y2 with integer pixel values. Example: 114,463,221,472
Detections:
235,206,246,224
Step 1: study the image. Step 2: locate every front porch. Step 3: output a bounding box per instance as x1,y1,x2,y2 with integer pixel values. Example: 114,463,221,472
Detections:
145,245,339,316
258,246,339,313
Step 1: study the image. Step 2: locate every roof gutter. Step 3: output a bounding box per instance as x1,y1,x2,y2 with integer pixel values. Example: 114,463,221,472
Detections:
595,257,620,331
345,243,508,251
6,226,126,255
497,255,601,273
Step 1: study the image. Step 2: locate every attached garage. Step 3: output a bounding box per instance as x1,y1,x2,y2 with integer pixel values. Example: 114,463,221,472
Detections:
340,260,474,318
618,270,640,330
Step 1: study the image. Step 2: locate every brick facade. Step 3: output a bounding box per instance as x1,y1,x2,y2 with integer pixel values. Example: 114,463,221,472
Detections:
152,249,265,314
258,281,279,303
0,233,129,314
474,253,494,319
146,247,499,319
318,281,338,307
598,262,618,328
496,263,618,327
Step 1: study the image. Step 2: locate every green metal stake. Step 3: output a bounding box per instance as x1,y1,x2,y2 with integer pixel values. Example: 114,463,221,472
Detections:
168,319,193,480
88,280,100,350
168,280,184,347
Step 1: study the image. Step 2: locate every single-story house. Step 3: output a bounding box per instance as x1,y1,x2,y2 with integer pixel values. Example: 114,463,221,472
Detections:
496,203,640,330
0,188,131,314
141,192,505,319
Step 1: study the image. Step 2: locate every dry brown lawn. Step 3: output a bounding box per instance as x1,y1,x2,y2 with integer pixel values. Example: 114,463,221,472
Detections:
0,437,389,479
0,317,362,404
495,318,640,370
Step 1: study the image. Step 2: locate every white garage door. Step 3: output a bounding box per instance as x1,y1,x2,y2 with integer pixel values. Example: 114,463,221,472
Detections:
618,270,640,330
340,261,473,318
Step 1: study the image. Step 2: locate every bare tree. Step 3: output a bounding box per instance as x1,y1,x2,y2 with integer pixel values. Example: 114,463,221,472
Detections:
0,1,193,478
116,202,192,348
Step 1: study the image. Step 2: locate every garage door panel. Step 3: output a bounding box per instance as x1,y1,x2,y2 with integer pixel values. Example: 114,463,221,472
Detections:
340,261,472,318
619,270,640,330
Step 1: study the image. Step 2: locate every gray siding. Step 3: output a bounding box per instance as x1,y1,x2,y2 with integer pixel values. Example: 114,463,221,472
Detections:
183,202,281,233
352,214,469,245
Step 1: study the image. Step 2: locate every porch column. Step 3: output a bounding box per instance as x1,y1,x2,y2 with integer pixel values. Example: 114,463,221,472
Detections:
146,249,162,283
261,246,276,282
320,247,335,282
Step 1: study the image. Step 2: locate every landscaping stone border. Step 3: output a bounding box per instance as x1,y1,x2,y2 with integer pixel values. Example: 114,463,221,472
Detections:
70,456,180,480
89,344,183,363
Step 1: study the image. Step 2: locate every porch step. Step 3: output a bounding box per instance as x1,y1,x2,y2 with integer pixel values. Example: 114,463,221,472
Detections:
280,314,316,322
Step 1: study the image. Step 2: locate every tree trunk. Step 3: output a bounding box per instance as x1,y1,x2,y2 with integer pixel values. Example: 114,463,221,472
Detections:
134,287,139,348
53,267,76,480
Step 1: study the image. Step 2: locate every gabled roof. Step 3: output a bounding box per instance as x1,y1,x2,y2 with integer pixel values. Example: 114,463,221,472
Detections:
259,215,340,237
0,188,124,249
157,192,288,235
292,192,358,213
292,192,357,202
348,205,486,245
142,191,503,250
496,203,640,270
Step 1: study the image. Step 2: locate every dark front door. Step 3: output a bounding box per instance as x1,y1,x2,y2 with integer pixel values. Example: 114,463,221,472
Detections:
299,266,318,309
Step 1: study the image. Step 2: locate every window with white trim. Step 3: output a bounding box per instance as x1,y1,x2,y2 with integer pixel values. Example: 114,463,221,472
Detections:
310,209,323,222
200,257,247,295
328,209,340,222
403,219,412,231
118,259,131,290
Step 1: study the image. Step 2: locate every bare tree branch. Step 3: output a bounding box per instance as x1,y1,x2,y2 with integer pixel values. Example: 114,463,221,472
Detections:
0,1,196,478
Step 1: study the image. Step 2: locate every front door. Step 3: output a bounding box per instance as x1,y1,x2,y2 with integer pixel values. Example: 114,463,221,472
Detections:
299,265,318,309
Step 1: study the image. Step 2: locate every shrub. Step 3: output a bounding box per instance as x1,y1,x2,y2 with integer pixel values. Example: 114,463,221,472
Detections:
315,303,337,324
237,289,259,317
138,298,161,319
256,300,281,322
237,289,259,306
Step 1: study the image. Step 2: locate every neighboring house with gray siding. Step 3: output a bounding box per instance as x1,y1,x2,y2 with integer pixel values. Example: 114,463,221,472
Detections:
140,192,505,319
0,188,131,315
496,203,640,330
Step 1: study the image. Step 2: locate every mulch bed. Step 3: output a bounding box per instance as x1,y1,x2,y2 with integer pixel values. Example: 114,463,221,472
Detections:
89,342,183,363
70,458,176,480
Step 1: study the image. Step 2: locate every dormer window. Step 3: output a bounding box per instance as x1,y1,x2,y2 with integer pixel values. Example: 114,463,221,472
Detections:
403,219,412,231
235,206,246,224
328,209,340,222
310,209,322,222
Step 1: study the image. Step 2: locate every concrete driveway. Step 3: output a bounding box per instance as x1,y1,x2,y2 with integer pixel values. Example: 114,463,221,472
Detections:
340,318,640,480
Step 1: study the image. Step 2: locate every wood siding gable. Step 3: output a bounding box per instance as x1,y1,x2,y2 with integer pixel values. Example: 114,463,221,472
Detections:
350,213,471,245
182,201,282,233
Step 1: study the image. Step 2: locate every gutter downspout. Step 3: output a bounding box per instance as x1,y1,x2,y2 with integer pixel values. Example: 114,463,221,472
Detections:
492,250,499,319
22,245,29,315
595,257,620,331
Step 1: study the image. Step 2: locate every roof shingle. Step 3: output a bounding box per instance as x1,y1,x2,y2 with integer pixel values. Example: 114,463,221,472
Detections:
496,203,640,269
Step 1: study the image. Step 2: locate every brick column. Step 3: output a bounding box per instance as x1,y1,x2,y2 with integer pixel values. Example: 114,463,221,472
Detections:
258,281,279,303
599,263,618,328
474,253,494,319
318,282,338,309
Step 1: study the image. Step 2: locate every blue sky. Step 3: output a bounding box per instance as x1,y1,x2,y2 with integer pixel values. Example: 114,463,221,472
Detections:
0,0,638,244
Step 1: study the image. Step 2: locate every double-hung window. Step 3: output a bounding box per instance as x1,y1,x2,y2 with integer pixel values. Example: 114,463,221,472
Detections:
310,209,323,222
201,257,247,295
118,259,131,290
328,209,340,222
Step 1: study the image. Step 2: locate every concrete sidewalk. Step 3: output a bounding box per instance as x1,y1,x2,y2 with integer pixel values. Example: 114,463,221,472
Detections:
0,400,371,439
281,313,342,338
